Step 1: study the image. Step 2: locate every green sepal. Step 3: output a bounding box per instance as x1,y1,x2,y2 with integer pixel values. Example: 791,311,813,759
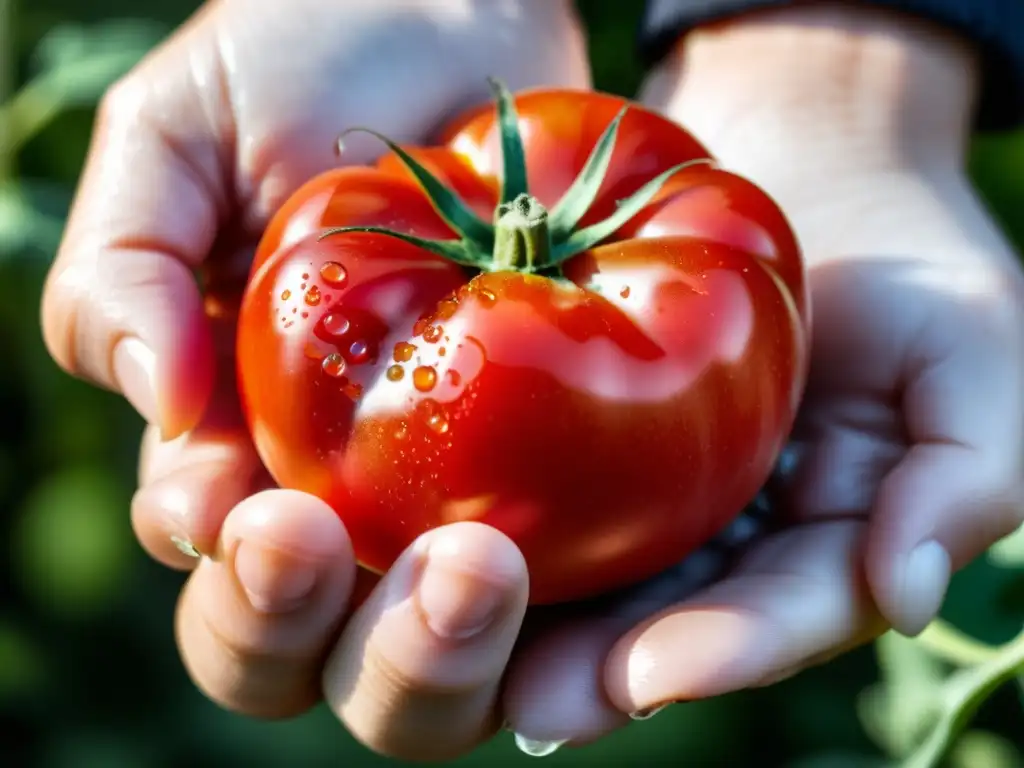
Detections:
547,106,628,241
550,157,715,262
487,78,529,205
319,226,488,269
337,128,494,247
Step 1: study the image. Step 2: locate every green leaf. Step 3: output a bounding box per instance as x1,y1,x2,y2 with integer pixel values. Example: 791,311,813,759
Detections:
859,632,946,757
487,77,529,204
319,226,486,268
337,128,493,247
0,179,70,257
988,524,1024,568
547,106,627,240
550,157,714,262
1,21,166,155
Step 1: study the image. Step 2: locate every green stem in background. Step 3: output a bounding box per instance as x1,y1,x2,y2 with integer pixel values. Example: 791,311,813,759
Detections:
0,0,15,182
903,623,1024,768
916,620,999,667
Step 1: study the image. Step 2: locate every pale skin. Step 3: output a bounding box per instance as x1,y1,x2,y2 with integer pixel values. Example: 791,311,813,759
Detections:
40,0,1024,760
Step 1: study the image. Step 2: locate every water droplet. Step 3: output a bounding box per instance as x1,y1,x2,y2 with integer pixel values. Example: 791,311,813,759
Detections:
394,423,410,441
344,381,363,400
478,288,497,305
427,412,449,434
419,399,450,434
320,261,348,286
301,311,309,319
386,364,404,381
393,341,416,362
620,286,631,298
423,325,443,344
322,313,350,336
413,366,437,392
436,299,458,320
305,285,322,306
438,346,446,357
280,289,291,301
302,273,310,280
349,340,370,363
448,369,462,386
322,353,346,377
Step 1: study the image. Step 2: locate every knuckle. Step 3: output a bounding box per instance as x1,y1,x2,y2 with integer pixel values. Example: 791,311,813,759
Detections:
96,75,149,132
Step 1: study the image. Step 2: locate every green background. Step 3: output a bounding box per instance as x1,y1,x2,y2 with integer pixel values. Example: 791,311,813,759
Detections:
3,1,1024,766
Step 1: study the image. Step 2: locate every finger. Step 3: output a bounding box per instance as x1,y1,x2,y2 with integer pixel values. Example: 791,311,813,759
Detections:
502,545,732,756
176,489,355,719
604,520,886,715
866,278,1024,635
132,358,264,569
323,522,528,762
131,436,265,570
41,9,223,439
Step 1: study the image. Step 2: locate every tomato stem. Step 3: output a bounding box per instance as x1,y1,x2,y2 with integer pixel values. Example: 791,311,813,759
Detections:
491,193,551,272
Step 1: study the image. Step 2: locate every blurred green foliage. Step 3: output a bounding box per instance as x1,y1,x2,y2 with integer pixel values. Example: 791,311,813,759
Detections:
2,1,1024,766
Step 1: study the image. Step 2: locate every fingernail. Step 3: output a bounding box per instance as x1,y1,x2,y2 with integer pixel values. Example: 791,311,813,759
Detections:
416,534,508,639
897,540,951,636
513,734,568,758
233,541,318,613
171,535,200,558
113,337,159,425
629,703,670,721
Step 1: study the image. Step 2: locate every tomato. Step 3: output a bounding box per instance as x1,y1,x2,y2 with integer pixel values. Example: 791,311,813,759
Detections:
237,85,809,605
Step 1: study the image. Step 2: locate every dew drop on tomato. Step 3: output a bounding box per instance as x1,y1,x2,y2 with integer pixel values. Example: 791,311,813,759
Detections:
280,289,291,301
423,325,443,343
413,365,437,392
322,353,346,377
620,286,631,298
305,285,322,306
322,312,350,337
320,261,348,287
448,369,462,386
477,288,496,305
427,412,449,434
436,299,458,320
386,364,404,381
393,341,416,362
349,340,370,363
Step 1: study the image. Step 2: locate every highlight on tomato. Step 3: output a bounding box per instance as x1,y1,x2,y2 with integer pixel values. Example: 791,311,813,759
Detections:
236,80,810,605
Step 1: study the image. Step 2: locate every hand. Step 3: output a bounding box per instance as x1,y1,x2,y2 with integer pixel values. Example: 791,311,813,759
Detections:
487,6,1023,754
499,4,1024,744
41,0,592,759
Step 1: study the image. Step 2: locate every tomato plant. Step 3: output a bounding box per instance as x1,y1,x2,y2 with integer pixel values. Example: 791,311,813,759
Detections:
237,83,810,605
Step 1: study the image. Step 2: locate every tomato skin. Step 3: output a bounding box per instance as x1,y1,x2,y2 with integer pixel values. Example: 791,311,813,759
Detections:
238,89,809,604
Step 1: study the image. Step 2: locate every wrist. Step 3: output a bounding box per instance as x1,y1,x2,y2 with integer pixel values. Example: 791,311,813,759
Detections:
640,2,980,176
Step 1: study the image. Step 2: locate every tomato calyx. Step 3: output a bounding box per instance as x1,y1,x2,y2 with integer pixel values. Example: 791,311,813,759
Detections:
320,79,715,277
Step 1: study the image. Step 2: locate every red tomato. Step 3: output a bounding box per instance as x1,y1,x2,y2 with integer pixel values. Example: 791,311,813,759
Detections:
237,87,809,605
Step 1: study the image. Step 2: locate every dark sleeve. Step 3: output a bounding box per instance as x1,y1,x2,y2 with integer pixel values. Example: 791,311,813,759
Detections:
638,0,1024,131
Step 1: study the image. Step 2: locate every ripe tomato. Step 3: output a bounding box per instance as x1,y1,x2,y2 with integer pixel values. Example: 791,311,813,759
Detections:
237,85,809,605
